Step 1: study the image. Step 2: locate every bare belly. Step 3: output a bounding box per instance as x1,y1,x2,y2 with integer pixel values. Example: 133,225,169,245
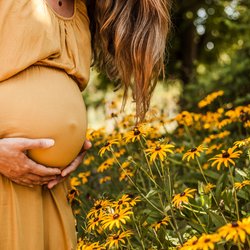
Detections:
0,66,87,167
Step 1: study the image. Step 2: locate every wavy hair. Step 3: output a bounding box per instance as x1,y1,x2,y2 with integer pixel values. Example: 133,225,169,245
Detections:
86,0,171,122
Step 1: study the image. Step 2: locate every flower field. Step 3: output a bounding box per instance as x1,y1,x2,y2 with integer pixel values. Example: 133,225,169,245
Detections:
70,90,250,249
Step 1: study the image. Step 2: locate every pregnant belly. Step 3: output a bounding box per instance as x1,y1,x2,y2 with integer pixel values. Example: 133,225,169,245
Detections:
0,66,87,167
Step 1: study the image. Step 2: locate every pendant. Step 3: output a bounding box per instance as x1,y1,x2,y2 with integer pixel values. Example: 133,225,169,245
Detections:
58,0,62,6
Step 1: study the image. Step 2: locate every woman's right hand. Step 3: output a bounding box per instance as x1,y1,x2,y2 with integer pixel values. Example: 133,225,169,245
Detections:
0,138,61,187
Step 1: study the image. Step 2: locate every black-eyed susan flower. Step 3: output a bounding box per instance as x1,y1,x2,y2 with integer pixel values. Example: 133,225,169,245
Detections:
70,177,81,187
87,212,104,232
67,187,80,205
119,169,134,181
151,215,170,231
234,180,250,190
102,207,133,230
123,124,148,143
234,137,250,148
179,235,198,250
172,188,196,208
87,199,111,218
77,240,105,250
208,146,242,170
182,145,207,161
203,183,216,194
217,221,248,244
112,194,132,209
97,158,115,173
105,230,133,249
78,171,91,184
98,139,119,157
175,111,194,126
198,90,224,108
99,176,112,184
195,233,220,250
145,142,174,162
83,155,95,165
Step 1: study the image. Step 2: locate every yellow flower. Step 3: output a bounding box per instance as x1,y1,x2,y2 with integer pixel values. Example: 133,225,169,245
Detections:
99,176,111,184
234,137,250,148
105,230,133,249
145,142,174,162
244,120,250,128
83,155,95,165
102,207,133,230
77,240,105,250
209,146,242,170
151,215,170,231
123,123,149,143
87,212,104,232
70,177,81,187
119,169,134,181
175,111,194,126
217,221,248,243
172,188,196,208
98,139,119,157
97,158,115,173
234,180,250,190
179,235,198,250
198,90,224,108
182,145,207,161
67,187,80,205
87,199,111,218
78,171,91,184
195,233,220,250
112,194,133,209
204,183,216,194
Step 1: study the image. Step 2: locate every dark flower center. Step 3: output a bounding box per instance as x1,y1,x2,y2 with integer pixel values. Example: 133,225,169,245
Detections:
204,238,211,243
104,142,110,147
231,222,239,227
133,127,141,136
95,204,102,210
192,240,198,245
118,200,123,205
180,192,186,197
94,217,99,222
155,146,162,151
113,214,120,219
157,220,162,224
190,148,197,152
222,152,230,158
113,235,119,240
69,189,77,195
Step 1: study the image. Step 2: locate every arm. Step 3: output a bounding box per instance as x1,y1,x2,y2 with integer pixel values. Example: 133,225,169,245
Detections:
0,138,61,187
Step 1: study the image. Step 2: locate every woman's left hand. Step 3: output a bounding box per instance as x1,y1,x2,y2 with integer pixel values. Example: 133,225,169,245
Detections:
47,140,92,189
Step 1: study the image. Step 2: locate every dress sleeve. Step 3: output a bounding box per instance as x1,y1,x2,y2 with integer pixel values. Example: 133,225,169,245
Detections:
0,1,59,82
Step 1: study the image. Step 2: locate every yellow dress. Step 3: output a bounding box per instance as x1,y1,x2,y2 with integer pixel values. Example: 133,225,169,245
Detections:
0,0,91,249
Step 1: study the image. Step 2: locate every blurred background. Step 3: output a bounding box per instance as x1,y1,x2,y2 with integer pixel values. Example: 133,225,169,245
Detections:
83,0,250,128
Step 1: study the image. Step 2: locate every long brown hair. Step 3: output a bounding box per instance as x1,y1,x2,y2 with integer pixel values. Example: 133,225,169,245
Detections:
86,0,171,122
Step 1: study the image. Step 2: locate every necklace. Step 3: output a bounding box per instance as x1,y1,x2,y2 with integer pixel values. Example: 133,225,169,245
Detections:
58,0,62,6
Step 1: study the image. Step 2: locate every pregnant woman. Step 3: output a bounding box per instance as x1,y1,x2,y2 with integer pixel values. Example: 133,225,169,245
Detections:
0,0,170,249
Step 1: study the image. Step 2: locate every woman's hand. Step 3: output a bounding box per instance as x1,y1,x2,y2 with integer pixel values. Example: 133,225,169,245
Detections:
47,140,92,189
0,138,61,187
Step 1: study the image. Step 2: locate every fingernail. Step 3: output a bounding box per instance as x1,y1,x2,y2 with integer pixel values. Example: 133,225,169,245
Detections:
45,139,55,147
85,140,92,148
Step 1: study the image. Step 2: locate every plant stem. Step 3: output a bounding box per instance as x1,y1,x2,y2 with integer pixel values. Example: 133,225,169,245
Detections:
228,165,240,220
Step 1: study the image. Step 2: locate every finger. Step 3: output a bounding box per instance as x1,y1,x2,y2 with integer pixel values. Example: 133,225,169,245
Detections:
15,138,55,150
27,159,61,176
80,140,92,153
26,173,58,183
12,178,34,188
47,176,66,189
61,152,85,177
